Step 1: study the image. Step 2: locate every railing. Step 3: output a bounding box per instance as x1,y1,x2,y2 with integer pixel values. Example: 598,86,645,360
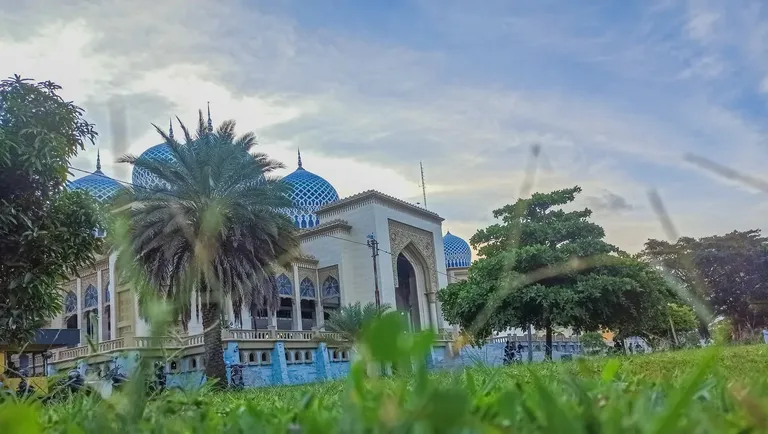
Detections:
98,337,125,352
56,346,89,361
48,328,456,364
487,335,581,344
225,329,341,342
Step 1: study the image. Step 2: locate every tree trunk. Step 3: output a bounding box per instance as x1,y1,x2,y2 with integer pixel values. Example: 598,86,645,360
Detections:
201,302,227,388
544,320,553,361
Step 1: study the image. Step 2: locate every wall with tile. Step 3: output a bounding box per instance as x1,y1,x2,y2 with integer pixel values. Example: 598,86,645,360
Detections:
44,340,579,393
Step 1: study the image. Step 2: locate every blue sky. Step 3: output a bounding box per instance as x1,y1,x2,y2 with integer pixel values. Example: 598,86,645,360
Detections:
2,0,768,252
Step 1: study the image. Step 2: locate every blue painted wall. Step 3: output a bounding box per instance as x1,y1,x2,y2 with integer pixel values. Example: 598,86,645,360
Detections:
328,361,350,380
69,339,580,391
242,365,273,387
287,363,317,385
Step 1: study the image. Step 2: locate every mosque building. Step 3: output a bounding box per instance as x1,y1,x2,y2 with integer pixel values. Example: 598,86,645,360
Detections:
53,108,474,347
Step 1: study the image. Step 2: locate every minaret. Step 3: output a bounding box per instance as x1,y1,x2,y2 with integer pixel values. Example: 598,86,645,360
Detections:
297,148,303,168
96,149,102,173
169,118,174,140
207,102,213,133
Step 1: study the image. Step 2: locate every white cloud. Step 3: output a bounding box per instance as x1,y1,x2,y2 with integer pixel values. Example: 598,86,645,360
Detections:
3,0,768,254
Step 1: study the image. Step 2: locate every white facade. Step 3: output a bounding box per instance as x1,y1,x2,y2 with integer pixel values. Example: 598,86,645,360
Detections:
208,189,454,333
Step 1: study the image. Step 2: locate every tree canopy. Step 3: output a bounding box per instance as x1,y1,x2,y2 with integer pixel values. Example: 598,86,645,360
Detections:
439,186,678,357
0,76,102,345
118,112,300,384
640,229,768,339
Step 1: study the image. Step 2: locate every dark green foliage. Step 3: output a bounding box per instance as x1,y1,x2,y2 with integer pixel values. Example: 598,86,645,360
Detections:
117,112,300,384
0,75,102,345
640,229,768,339
321,302,392,348
439,186,679,356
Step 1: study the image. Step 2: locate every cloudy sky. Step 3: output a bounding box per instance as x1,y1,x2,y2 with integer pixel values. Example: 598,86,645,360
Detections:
3,0,768,253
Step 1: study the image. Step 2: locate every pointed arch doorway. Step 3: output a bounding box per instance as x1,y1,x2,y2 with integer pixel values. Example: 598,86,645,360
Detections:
394,243,434,332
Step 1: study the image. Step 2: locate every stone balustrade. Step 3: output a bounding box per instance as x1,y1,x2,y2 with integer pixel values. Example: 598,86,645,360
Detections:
47,329,383,364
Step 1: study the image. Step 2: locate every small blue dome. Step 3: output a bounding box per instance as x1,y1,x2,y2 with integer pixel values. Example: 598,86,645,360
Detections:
131,143,177,192
282,150,339,228
443,231,471,269
68,153,124,202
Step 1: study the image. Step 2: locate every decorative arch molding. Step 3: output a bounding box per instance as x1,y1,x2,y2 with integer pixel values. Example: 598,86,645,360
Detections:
387,219,439,296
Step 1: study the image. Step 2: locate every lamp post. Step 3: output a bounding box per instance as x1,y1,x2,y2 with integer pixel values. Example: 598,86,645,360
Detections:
366,234,381,308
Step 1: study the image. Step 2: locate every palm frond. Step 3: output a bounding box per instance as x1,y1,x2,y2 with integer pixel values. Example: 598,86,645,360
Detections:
117,112,301,327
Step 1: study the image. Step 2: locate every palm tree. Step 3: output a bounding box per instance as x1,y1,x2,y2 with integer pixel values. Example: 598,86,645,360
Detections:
119,111,299,385
322,302,391,349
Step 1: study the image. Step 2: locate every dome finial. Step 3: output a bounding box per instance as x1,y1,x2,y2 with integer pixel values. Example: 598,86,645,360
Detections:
168,118,174,140
96,148,102,172
297,148,303,168
206,102,213,133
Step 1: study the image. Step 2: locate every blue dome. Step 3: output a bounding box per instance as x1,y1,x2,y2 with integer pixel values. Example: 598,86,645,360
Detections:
443,231,471,268
131,143,177,192
68,154,124,202
282,151,339,228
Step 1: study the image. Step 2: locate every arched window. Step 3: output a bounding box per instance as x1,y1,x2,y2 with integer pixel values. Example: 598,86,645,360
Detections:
300,278,316,298
322,276,340,298
64,291,77,315
321,276,341,321
276,274,293,296
84,284,98,309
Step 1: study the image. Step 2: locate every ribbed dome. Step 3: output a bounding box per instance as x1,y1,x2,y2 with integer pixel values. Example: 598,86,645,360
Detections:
443,231,471,269
282,150,339,228
68,153,124,202
131,143,177,192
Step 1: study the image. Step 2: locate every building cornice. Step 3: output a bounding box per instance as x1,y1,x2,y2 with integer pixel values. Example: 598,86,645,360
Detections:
294,254,319,269
298,219,352,243
316,190,444,224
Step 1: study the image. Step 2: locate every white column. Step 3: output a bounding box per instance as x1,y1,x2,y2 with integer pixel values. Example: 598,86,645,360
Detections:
427,292,439,332
134,291,150,337
96,269,104,342
76,278,83,344
314,270,323,330
292,264,302,331
108,253,117,340
240,302,250,330
268,307,277,330
225,295,235,328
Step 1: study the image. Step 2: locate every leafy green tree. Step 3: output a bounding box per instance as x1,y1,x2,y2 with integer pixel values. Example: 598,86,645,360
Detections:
439,186,676,359
579,332,606,355
640,230,768,339
118,113,299,385
0,76,102,345
321,302,392,349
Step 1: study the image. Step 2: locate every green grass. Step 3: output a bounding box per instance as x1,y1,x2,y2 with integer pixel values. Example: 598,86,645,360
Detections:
4,344,768,433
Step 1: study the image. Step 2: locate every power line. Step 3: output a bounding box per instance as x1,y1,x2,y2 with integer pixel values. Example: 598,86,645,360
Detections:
321,233,453,279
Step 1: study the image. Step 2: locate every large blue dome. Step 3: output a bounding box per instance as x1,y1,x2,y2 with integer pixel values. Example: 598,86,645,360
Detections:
131,143,177,192
68,153,124,202
282,150,339,228
443,231,472,269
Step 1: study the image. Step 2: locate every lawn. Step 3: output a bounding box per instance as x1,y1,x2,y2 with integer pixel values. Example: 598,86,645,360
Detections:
4,344,768,433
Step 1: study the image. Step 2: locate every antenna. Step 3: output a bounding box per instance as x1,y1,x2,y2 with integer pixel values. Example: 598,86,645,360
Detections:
419,161,427,209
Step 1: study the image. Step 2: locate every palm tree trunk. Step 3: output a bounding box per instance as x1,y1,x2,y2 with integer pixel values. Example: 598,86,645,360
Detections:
201,302,227,388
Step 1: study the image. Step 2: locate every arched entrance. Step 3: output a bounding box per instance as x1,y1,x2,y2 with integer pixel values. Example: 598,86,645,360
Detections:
394,242,435,332
396,254,421,331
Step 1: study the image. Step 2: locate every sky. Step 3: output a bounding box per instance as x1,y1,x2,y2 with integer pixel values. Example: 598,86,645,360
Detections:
2,0,768,254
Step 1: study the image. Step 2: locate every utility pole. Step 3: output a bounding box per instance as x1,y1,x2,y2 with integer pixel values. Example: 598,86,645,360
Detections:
366,234,381,308
419,161,427,209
